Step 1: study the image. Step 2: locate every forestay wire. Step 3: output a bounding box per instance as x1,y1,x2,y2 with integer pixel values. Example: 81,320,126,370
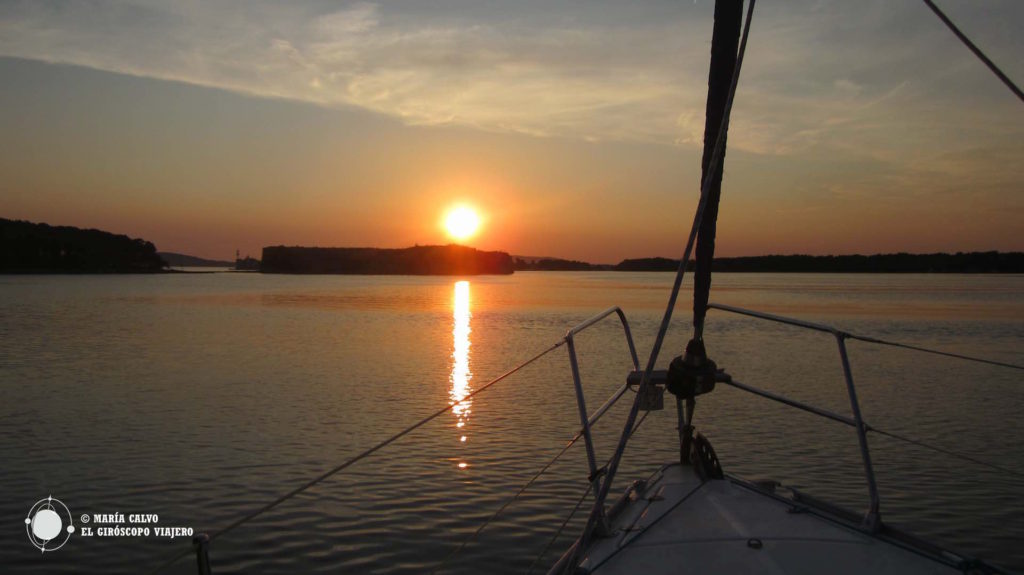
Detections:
573,0,759,563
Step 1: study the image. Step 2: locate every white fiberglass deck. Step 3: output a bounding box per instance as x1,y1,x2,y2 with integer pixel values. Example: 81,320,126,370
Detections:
577,464,965,574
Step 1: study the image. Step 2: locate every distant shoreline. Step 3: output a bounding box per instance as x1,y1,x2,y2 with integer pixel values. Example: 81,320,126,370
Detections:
515,252,1024,274
4,218,1021,274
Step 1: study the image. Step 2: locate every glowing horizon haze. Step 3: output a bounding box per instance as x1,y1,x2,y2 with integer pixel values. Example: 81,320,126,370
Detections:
0,0,1021,262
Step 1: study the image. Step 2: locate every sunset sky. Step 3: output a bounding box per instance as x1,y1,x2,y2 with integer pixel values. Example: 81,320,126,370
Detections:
1,0,1021,263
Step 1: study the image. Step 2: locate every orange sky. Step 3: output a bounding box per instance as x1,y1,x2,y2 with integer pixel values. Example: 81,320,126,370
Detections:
0,1,1021,262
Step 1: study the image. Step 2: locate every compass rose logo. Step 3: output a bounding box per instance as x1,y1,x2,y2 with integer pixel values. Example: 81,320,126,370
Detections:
25,495,74,553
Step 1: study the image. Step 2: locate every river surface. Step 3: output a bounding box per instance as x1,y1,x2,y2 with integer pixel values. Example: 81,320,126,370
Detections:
1,272,1022,573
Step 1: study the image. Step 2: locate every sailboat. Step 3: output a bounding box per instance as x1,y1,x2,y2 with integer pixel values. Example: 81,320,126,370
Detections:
152,1,1021,573
545,1,1020,573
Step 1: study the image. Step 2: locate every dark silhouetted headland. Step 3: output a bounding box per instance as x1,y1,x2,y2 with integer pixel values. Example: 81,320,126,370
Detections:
159,252,234,267
261,245,514,275
1,218,167,273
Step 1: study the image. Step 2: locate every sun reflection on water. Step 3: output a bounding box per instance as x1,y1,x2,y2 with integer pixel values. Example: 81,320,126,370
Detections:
449,281,472,469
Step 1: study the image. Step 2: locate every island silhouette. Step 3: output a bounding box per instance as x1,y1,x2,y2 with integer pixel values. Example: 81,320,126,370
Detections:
261,245,515,275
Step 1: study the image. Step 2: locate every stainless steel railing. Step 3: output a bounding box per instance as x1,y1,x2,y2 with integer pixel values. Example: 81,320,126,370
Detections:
706,302,881,528
562,307,640,499
703,301,1021,528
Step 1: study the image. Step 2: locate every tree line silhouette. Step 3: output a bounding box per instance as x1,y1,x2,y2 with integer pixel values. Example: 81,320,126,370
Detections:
517,252,1024,273
1,218,166,273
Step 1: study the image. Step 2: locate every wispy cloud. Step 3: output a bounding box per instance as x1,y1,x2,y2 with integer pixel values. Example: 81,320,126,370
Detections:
0,0,1020,161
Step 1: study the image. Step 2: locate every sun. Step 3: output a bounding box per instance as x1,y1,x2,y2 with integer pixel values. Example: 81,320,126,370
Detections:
444,206,480,242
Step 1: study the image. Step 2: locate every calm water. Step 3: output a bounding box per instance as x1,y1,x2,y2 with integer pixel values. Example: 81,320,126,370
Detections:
1,272,1022,573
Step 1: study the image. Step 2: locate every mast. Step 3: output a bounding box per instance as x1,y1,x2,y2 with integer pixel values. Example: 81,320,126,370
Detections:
666,0,744,469
562,3,752,567
691,0,742,343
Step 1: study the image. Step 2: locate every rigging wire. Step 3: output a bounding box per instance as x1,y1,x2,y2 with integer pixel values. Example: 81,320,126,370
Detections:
528,484,592,575
146,338,568,575
527,411,652,575
574,0,758,565
706,303,1024,372
431,428,588,574
920,0,1024,103
868,427,1024,480
849,334,1024,371
722,375,1024,480
432,408,652,574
